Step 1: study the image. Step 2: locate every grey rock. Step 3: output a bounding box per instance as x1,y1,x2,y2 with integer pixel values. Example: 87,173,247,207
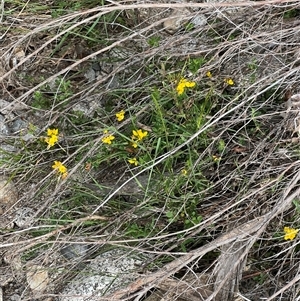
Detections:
0,145,18,159
20,133,35,142
0,99,27,120
14,207,35,228
84,68,97,82
72,98,101,116
8,294,21,301
10,118,28,134
60,248,151,301
60,244,90,260
191,14,207,27
0,114,9,136
91,62,101,71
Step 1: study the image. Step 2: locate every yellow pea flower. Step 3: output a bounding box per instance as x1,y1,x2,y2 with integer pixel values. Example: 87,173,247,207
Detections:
52,161,68,179
47,128,58,136
45,128,59,149
128,158,139,166
132,129,148,141
206,71,212,78
283,227,299,240
102,135,115,144
176,78,196,96
225,78,234,86
45,135,58,148
132,141,138,148
116,110,125,122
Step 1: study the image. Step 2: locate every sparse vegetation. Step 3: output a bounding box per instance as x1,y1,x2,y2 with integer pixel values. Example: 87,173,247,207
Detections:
1,1,300,301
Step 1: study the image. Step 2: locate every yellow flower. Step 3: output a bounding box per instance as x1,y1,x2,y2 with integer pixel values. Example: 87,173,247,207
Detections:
132,141,138,148
225,78,234,86
130,129,147,148
284,227,299,240
45,128,59,148
212,155,221,162
176,78,196,96
176,83,185,95
52,161,68,179
206,71,212,78
128,158,139,166
116,110,125,122
47,128,58,136
181,169,188,176
132,129,148,141
45,135,58,148
102,135,115,144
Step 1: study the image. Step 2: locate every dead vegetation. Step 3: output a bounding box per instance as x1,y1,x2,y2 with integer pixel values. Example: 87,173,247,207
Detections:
1,1,300,300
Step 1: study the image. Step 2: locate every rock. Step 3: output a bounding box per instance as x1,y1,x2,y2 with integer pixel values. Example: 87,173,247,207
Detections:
0,176,18,214
60,248,152,301
20,133,35,142
191,14,207,27
60,244,90,260
10,118,28,134
0,145,19,166
26,265,49,293
0,144,17,154
0,176,19,229
0,99,27,120
13,207,35,228
7,294,20,301
84,67,97,82
72,97,103,117
163,8,191,34
0,114,9,136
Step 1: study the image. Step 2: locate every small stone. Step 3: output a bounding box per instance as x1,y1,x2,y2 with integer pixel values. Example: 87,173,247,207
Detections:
26,265,49,293
60,244,90,260
84,68,97,82
0,114,9,136
8,294,20,301
10,118,28,134
14,207,35,228
191,14,207,27
0,176,18,212
0,99,27,119
163,9,191,34
20,133,35,142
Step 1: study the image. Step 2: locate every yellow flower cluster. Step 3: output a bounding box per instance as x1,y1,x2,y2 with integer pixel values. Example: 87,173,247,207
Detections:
116,110,125,122
224,78,234,86
52,161,68,179
45,128,59,149
176,78,196,96
102,130,115,145
131,129,148,148
283,226,299,241
128,157,139,166
101,110,148,166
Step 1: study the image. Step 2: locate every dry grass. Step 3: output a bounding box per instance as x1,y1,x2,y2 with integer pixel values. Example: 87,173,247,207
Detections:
1,1,300,300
